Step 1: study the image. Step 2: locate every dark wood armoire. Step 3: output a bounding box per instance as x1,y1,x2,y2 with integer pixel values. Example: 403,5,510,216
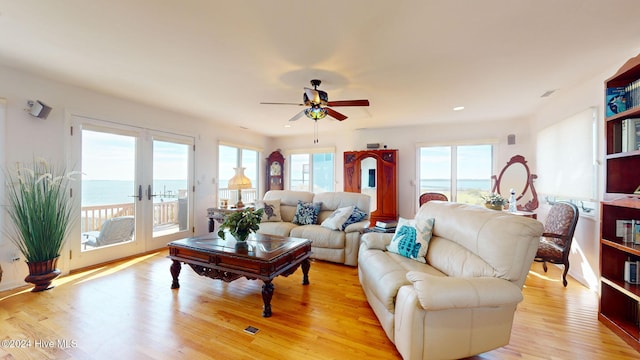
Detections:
343,149,398,225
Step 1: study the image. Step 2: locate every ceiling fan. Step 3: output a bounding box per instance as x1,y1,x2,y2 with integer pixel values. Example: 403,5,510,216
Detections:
260,79,370,122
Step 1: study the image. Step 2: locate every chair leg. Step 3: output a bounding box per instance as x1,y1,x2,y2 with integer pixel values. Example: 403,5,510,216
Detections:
542,261,547,272
562,261,569,287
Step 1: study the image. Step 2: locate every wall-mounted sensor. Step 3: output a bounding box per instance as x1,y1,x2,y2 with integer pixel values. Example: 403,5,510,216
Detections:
27,100,52,119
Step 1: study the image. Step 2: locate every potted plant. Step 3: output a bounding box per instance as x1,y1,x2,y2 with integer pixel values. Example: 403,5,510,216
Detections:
217,207,264,250
482,192,507,211
4,158,78,291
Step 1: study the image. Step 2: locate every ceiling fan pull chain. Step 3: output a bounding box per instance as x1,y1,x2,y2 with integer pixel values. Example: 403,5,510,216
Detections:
314,120,319,143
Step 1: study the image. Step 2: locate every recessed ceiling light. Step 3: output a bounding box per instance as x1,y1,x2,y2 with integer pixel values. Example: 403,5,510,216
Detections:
453,106,465,111
284,124,291,128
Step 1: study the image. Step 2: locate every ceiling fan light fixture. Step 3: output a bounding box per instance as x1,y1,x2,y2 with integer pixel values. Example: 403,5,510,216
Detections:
304,107,328,120
303,89,328,106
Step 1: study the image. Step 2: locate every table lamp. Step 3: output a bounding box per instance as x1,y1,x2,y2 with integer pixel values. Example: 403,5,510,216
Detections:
228,167,252,208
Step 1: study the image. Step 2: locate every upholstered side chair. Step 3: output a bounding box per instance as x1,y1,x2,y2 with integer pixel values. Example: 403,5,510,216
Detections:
534,201,579,287
418,192,448,206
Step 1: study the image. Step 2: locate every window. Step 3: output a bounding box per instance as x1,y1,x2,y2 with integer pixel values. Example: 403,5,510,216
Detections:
419,144,493,204
218,144,259,206
289,150,335,193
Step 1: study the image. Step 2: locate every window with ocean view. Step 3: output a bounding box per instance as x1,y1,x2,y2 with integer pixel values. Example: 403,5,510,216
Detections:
419,144,493,204
289,151,334,193
218,144,258,207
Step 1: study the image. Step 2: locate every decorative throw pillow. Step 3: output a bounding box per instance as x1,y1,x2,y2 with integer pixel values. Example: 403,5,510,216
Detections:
386,217,435,263
255,199,282,222
341,206,368,230
321,205,355,230
292,200,322,225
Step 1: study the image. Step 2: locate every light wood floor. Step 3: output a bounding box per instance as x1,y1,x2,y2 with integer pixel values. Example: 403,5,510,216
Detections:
0,250,638,360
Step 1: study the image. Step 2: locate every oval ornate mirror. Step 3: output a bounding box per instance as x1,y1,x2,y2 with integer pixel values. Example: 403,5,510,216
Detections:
492,155,538,211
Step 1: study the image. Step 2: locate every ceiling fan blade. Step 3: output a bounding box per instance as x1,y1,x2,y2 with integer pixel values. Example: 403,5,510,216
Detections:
326,99,370,107
288,110,306,122
260,102,304,106
304,88,321,105
326,108,348,121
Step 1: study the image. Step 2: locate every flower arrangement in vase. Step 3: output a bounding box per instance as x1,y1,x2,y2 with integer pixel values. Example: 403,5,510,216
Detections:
482,192,507,211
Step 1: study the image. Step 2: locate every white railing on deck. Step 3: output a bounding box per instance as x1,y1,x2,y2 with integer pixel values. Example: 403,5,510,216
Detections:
81,200,182,232
81,203,134,232
82,188,258,233
218,188,257,206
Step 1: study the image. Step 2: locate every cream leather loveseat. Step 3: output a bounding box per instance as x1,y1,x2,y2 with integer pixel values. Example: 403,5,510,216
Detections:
358,201,543,360
256,190,371,266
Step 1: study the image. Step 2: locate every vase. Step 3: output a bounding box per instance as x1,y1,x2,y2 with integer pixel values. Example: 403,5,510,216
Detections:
235,241,249,252
485,203,504,211
24,257,61,292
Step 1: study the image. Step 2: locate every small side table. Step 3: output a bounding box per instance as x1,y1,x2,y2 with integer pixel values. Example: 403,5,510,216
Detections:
207,207,244,232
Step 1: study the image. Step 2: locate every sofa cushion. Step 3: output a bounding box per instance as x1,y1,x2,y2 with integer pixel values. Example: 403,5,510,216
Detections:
256,221,298,237
359,248,445,313
321,205,354,230
419,201,544,286
255,199,282,222
293,200,322,225
290,225,345,249
387,217,434,263
341,206,368,230
263,190,314,222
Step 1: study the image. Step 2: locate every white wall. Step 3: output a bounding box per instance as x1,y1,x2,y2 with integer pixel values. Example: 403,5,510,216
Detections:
0,65,271,291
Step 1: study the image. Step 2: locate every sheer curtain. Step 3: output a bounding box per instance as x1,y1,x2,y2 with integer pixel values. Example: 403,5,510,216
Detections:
536,107,597,201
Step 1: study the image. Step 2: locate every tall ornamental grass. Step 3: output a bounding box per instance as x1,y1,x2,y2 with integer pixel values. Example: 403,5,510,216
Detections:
4,159,78,263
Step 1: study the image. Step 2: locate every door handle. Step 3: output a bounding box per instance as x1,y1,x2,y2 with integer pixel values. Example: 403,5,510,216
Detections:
129,185,142,201
148,184,158,201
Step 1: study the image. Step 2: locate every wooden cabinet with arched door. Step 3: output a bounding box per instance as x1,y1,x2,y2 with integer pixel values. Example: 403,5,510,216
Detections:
343,149,398,224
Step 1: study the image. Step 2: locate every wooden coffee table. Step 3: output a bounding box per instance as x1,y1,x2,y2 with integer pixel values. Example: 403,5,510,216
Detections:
168,233,312,317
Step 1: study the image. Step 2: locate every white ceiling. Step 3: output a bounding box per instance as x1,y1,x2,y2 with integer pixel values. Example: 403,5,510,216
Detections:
1,1,640,137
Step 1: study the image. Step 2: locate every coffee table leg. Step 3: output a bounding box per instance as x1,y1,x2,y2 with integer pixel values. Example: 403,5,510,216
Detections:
262,280,274,317
170,260,181,289
301,258,310,285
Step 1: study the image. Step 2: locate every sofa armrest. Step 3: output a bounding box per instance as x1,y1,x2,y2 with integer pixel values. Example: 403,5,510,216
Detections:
343,220,370,233
360,232,394,251
406,271,523,310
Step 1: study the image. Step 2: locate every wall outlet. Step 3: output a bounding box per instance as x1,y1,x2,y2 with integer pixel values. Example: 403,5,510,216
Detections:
10,253,21,262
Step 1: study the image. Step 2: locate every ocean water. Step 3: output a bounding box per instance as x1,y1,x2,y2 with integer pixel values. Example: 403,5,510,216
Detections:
81,180,187,206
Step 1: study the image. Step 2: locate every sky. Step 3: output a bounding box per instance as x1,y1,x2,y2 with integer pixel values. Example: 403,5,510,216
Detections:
82,129,189,181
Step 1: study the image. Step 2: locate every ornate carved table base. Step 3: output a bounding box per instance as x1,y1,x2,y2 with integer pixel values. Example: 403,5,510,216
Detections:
170,259,310,317
168,234,312,318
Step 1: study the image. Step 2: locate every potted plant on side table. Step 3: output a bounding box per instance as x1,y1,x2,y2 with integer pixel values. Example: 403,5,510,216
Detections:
4,158,78,292
217,207,264,251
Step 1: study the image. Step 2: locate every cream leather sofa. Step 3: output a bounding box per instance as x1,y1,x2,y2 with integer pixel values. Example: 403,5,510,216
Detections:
256,190,370,266
358,201,543,360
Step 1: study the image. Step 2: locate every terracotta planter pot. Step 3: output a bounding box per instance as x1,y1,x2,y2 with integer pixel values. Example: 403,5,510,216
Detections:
24,257,61,292
485,203,504,211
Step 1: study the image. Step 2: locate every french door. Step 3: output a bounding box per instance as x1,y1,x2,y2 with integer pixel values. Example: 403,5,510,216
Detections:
68,116,194,269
